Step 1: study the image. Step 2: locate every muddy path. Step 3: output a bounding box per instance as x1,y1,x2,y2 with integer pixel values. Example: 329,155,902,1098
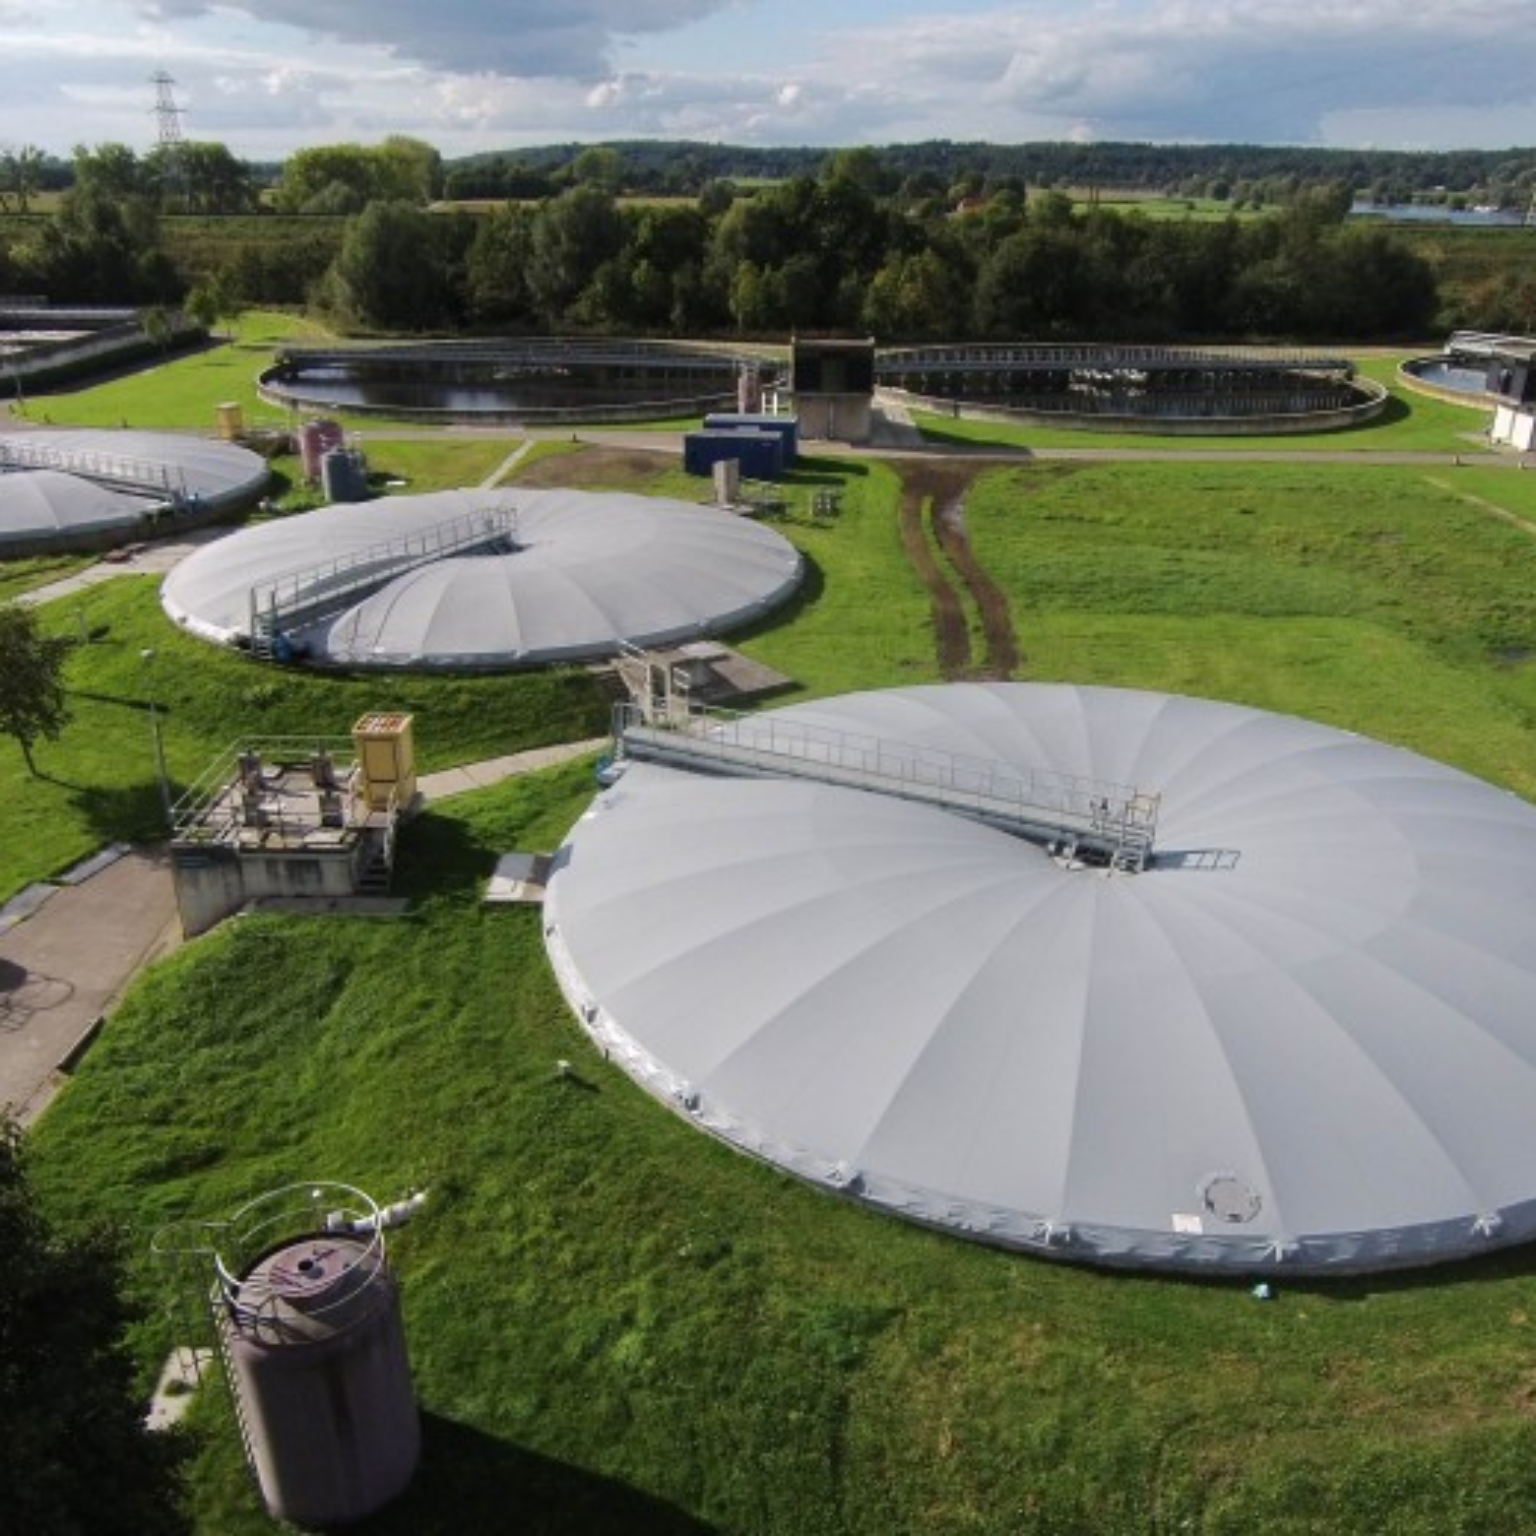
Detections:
893,459,1022,679
896,462,970,676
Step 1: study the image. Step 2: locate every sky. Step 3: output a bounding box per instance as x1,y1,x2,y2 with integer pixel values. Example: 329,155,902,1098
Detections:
2,0,1534,163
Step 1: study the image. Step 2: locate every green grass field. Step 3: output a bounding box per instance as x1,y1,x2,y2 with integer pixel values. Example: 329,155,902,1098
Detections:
13,331,1536,1532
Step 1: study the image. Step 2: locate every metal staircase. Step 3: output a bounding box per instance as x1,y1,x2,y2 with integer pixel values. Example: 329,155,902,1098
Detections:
612,697,1160,872
246,506,517,658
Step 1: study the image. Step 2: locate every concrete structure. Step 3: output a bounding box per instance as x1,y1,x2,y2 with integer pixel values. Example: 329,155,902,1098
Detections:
791,336,875,443
167,727,411,937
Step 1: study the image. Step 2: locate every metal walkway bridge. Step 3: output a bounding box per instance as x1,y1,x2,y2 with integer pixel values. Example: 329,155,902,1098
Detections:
0,438,188,500
247,506,517,657
613,700,1160,873
272,337,772,375
877,342,1354,379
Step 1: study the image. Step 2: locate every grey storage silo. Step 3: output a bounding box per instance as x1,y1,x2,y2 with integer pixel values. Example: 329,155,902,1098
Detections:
321,446,368,503
213,1185,420,1526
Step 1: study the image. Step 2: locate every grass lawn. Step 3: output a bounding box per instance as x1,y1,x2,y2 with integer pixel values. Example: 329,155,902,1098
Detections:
15,351,1536,1532
28,759,1536,1535
0,577,610,903
5,309,417,436
20,431,1536,1533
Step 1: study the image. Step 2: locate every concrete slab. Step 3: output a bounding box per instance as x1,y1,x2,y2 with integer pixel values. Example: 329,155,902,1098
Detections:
484,852,550,904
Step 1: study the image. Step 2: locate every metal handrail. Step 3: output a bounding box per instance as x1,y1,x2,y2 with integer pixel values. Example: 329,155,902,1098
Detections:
247,506,516,642
0,439,187,497
170,734,357,837
614,700,1160,866
877,342,1353,375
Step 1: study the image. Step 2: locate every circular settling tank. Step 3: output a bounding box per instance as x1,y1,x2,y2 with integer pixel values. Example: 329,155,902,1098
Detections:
545,682,1536,1276
877,344,1382,432
260,338,775,423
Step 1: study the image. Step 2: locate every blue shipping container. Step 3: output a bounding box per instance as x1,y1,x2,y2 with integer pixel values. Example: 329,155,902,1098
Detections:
683,429,786,480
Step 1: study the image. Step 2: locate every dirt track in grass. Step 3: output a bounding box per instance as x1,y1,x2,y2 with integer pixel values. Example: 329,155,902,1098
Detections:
893,459,1022,679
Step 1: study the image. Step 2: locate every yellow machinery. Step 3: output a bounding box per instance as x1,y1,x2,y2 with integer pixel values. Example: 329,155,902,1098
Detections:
351,713,416,813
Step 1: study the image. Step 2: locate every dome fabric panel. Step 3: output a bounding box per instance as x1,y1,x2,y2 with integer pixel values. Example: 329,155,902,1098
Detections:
544,682,1536,1274
0,469,148,544
2,429,269,553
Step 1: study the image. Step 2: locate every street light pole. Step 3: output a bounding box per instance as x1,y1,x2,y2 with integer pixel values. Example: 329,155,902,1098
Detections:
141,648,173,831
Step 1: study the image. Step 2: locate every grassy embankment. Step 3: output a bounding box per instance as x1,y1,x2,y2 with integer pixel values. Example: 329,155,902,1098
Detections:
20,396,1536,1531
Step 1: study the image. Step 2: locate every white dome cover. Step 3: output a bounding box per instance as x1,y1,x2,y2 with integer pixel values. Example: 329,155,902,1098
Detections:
1,429,269,550
545,682,1536,1274
162,488,803,667
0,469,148,543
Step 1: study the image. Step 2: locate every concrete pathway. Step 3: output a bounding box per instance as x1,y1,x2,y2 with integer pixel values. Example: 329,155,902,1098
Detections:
414,737,607,799
0,847,180,1126
0,736,609,1127
16,523,237,608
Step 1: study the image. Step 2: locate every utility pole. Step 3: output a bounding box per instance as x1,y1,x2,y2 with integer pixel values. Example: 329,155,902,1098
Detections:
141,648,174,831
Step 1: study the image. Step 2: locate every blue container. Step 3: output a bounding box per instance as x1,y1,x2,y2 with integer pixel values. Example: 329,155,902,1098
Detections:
683,429,785,480
703,413,799,463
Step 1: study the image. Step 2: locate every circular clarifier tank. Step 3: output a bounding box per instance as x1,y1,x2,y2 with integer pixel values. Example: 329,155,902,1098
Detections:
544,682,1536,1276
161,487,803,669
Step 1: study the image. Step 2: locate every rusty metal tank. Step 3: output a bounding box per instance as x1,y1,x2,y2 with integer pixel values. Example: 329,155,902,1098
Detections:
213,1184,420,1527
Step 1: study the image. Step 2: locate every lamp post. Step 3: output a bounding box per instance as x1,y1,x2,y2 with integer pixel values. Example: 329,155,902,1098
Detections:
141,648,173,831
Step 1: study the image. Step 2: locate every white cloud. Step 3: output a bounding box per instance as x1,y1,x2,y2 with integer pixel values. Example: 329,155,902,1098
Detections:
133,0,732,77
3,1,1534,159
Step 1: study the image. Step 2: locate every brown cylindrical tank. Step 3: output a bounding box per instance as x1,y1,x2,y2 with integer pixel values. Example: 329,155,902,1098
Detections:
299,419,344,482
216,1193,419,1527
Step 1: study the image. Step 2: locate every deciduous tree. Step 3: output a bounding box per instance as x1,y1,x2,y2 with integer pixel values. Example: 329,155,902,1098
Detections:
0,602,71,776
0,1116,189,1533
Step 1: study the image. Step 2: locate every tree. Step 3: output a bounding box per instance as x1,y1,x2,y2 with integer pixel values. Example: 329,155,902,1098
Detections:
149,141,256,214
526,186,625,326
0,1116,189,1533
0,144,45,212
184,267,243,339
323,200,469,330
572,145,624,193
0,603,71,776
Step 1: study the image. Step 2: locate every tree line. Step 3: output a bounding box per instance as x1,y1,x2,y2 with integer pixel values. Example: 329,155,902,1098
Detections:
9,136,1531,340
313,168,1439,343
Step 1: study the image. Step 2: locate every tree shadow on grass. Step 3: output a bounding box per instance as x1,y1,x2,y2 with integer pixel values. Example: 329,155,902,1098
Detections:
362,1411,720,1536
67,777,175,848
392,808,515,906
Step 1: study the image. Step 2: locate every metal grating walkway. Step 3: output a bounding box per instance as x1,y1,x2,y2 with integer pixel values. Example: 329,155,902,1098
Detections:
614,700,1160,871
